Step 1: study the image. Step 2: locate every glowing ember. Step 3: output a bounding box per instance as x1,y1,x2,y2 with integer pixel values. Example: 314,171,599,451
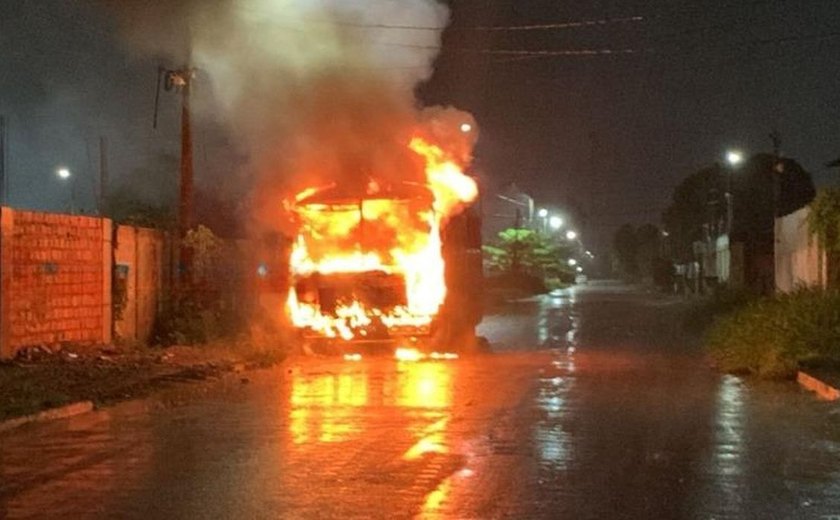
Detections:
286,136,478,342
395,347,424,362
429,352,459,360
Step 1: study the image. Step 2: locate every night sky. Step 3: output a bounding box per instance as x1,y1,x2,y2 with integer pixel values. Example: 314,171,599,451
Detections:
2,0,839,253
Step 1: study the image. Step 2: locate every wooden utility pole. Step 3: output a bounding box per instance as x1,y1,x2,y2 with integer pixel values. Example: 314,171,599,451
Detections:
179,73,194,244
156,66,196,285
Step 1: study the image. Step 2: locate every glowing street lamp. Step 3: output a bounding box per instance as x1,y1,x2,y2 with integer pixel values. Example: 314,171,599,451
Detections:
549,216,564,230
724,149,744,234
568,258,578,267
537,208,548,218
566,230,578,241
56,167,76,213
576,266,584,273
726,150,744,167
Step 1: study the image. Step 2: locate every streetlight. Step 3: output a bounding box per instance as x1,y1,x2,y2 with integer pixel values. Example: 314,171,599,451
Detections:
568,258,578,267
566,230,578,241
549,216,564,231
536,208,549,232
724,149,744,234
56,167,76,213
576,266,584,273
726,150,744,167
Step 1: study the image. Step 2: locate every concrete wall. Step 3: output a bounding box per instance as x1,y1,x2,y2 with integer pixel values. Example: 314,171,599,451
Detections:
775,206,826,292
0,208,112,358
113,225,169,345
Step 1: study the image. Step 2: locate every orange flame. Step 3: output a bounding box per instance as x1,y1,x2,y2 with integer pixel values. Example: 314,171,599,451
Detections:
286,136,477,341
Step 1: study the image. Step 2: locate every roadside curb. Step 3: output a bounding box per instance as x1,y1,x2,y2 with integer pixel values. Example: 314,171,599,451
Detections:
797,371,840,401
0,401,95,433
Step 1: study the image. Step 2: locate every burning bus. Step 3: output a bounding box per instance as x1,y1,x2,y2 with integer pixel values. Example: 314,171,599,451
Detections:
285,137,483,353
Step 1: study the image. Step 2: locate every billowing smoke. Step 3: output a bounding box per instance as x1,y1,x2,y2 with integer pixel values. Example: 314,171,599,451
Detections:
106,0,477,235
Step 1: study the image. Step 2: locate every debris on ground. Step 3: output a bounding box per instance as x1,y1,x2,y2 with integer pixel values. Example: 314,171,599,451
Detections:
0,343,287,422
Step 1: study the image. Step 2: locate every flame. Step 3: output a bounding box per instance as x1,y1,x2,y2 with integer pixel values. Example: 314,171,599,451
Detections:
286,136,478,341
408,137,479,217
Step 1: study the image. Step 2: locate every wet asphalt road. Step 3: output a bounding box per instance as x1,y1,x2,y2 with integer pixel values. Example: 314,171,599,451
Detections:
2,282,840,519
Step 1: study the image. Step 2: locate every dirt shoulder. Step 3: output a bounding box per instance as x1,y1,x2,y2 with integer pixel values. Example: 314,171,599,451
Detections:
0,342,287,423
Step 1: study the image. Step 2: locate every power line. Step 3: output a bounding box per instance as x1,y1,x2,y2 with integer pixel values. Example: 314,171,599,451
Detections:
452,16,644,32
233,5,644,33
467,29,840,63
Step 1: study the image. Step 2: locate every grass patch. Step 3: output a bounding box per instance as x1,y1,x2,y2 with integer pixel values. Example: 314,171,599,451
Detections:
706,288,840,378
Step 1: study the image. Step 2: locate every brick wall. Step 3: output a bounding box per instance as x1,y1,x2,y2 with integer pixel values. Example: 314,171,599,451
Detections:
0,208,112,358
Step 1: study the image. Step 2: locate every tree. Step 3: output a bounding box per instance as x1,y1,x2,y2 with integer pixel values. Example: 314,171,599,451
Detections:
808,188,840,288
105,187,175,229
662,165,722,263
483,228,575,282
104,152,178,229
612,224,639,278
613,223,672,287
663,154,816,260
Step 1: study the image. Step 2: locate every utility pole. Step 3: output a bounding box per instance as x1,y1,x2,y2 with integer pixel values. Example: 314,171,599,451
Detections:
0,115,6,206
769,128,783,294
98,136,108,215
156,66,196,286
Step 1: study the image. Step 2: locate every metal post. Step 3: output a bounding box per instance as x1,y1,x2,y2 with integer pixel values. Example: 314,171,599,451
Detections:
99,136,108,215
71,175,77,214
726,167,733,235
0,116,6,206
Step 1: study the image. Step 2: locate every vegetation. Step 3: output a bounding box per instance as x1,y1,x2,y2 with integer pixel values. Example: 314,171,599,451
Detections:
707,288,840,378
105,189,174,229
807,188,840,288
612,223,671,288
662,164,723,263
483,227,576,293
153,226,249,346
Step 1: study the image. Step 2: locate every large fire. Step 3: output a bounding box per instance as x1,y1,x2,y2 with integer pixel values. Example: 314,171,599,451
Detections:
286,136,477,341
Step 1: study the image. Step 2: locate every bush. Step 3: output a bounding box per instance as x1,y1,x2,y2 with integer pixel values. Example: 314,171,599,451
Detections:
683,286,757,333
707,288,840,378
152,287,249,347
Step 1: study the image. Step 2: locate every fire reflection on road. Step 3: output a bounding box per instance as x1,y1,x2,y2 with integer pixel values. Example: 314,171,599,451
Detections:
288,360,455,445
289,370,369,444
